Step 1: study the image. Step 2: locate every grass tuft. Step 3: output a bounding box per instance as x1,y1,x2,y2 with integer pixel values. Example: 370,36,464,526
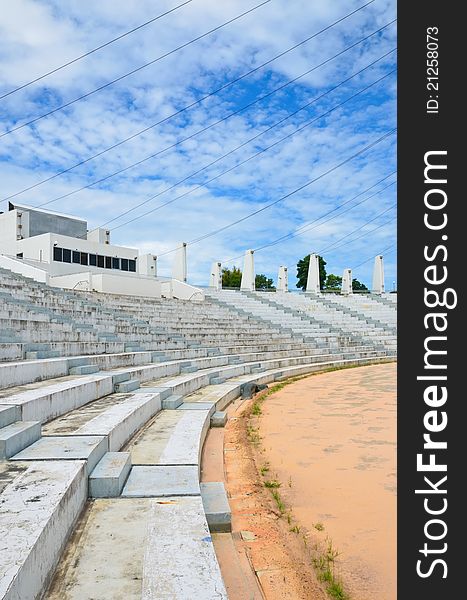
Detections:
271,489,286,514
264,479,281,489
312,539,348,599
251,402,262,416
290,525,301,534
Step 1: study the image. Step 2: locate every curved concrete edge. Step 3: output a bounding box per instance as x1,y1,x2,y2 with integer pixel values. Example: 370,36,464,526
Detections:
0,460,87,600
76,392,162,452
0,341,394,392
1,375,114,423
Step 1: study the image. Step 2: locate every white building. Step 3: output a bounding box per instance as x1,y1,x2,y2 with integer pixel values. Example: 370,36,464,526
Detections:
0,203,203,300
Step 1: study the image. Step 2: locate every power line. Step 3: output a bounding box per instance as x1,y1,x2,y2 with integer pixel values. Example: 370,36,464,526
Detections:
222,176,396,263
351,241,396,270
154,128,396,258
108,69,396,235
0,0,194,100
250,177,396,255
34,47,396,219
317,206,396,254
0,0,272,138
227,223,397,271
1,3,387,203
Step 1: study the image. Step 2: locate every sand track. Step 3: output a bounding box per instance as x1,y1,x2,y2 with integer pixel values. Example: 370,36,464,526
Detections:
207,363,396,600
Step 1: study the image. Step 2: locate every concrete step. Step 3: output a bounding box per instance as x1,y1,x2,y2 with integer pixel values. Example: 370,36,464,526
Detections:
75,391,162,452
112,371,131,385
114,379,140,393
200,481,232,532
89,452,132,498
25,350,61,360
69,364,100,376
12,435,107,475
211,411,227,427
162,394,184,410
180,365,198,374
126,408,212,470
0,420,42,459
0,404,20,428
151,354,170,363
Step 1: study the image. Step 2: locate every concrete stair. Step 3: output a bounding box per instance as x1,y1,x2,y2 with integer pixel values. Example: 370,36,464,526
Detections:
0,268,397,599
0,420,42,459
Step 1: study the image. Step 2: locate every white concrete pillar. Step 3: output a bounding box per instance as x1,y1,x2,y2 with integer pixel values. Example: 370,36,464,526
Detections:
209,262,222,290
371,255,385,294
172,243,187,282
240,250,255,291
277,266,288,292
306,253,320,293
341,268,353,295
139,253,157,277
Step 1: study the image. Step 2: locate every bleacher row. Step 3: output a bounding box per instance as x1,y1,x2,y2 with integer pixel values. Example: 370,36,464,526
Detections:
0,265,397,599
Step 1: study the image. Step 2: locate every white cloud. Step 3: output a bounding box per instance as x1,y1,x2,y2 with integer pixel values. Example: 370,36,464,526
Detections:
0,0,397,288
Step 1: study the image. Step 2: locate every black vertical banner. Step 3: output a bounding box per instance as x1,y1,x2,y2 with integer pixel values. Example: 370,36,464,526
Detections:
398,3,461,599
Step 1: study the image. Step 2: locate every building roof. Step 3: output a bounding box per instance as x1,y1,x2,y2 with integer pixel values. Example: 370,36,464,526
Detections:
7,202,87,223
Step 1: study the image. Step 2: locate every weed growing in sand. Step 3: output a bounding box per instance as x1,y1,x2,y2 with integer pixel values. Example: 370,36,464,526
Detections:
264,479,281,489
271,489,286,514
327,580,347,600
247,425,261,445
290,525,301,534
260,463,270,476
314,522,325,532
288,475,293,488
325,539,340,563
312,538,348,600
251,401,262,416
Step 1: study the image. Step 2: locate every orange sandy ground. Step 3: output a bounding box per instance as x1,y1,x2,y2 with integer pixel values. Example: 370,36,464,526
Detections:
202,362,396,600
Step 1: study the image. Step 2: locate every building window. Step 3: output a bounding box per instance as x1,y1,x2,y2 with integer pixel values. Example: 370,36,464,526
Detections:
16,252,23,259
50,246,137,273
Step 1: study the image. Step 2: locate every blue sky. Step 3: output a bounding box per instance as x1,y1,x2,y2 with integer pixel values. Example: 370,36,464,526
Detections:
0,0,396,288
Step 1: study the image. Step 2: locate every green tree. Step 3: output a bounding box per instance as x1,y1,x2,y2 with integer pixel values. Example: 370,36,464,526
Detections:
352,278,369,291
222,266,242,288
296,255,327,291
324,274,342,291
222,267,275,290
255,274,275,290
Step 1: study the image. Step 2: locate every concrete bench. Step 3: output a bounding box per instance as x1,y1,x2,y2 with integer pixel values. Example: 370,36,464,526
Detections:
140,496,227,599
76,392,162,451
0,461,87,600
